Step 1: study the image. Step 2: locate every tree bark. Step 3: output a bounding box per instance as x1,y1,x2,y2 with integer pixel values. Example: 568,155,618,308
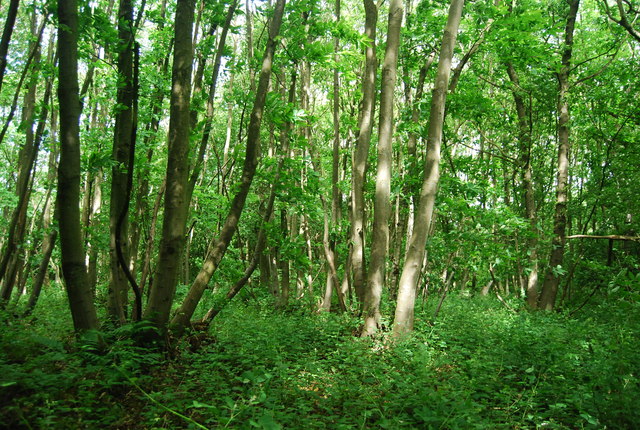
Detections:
170,0,286,333
505,62,539,308
362,0,403,336
539,0,580,311
0,0,20,94
144,0,196,329
57,0,100,332
0,14,44,301
393,0,464,337
108,0,135,324
0,17,46,291
275,69,297,309
187,0,239,204
128,0,169,278
350,0,378,308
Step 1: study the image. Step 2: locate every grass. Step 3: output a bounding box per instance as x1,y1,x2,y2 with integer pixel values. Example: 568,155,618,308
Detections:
1,288,638,429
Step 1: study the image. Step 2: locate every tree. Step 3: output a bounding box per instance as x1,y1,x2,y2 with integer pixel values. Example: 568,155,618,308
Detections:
144,0,196,329
57,0,100,332
170,0,287,332
0,0,20,94
506,62,539,308
362,0,403,336
539,0,580,311
603,0,640,43
350,0,378,307
108,0,136,324
393,0,465,336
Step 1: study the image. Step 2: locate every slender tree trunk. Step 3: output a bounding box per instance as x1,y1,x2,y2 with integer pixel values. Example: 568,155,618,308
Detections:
539,0,580,311
393,0,464,337
362,0,403,336
170,0,286,332
57,0,99,331
506,63,539,308
108,0,135,324
139,179,165,296
0,17,46,148
0,0,20,94
0,14,44,291
199,153,286,324
328,0,342,305
246,0,256,92
187,0,239,204
144,0,196,329
299,64,315,301
25,102,60,313
86,170,103,294
275,69,297,308
128,0,169,276
25,227,56,316
351,0,378,308
1,74,42,303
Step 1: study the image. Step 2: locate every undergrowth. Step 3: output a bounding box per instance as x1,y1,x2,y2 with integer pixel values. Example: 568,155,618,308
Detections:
1,289,638,429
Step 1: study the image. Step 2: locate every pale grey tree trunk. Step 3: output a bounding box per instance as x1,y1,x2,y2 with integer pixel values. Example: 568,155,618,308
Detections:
362,0,403,336
393,0,464,337
350,0,378,307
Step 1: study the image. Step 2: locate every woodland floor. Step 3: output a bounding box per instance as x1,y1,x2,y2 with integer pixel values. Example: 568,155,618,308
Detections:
1,288,639,429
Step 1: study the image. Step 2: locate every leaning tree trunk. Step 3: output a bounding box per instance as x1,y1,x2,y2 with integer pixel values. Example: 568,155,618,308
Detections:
0,12,43,293
24,143,58,316
57,0,99,332
0,0,20,94
350,0,378,307
186,0,238,205
144,0,196,329
362,0,403,336
170,0,287,333
539,0,580,311
393,0,464,337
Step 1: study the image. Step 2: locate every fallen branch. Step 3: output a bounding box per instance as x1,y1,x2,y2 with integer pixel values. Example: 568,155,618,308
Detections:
566,234,640,242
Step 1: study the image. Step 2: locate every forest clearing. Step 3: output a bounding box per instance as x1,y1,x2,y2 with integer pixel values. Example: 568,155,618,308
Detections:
0,0,638,427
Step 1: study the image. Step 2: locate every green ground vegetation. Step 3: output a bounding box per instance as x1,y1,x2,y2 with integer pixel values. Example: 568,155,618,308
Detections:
2,283,638,429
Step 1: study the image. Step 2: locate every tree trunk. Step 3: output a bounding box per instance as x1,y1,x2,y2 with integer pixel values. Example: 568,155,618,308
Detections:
393,0,464,337
0,0,20,94
108,0,135,324
328,0,343,306
505,63,539,308
25,229,57,316
144,0,196,329
0,18,46,148
187,0,239,204
362,0,403,336
170,0,286,332
350,0,378,307
139,179,165,296
0,13,44,292
128,0,169,277
539,0,580,311
275,69,297,309
57,0,100,332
